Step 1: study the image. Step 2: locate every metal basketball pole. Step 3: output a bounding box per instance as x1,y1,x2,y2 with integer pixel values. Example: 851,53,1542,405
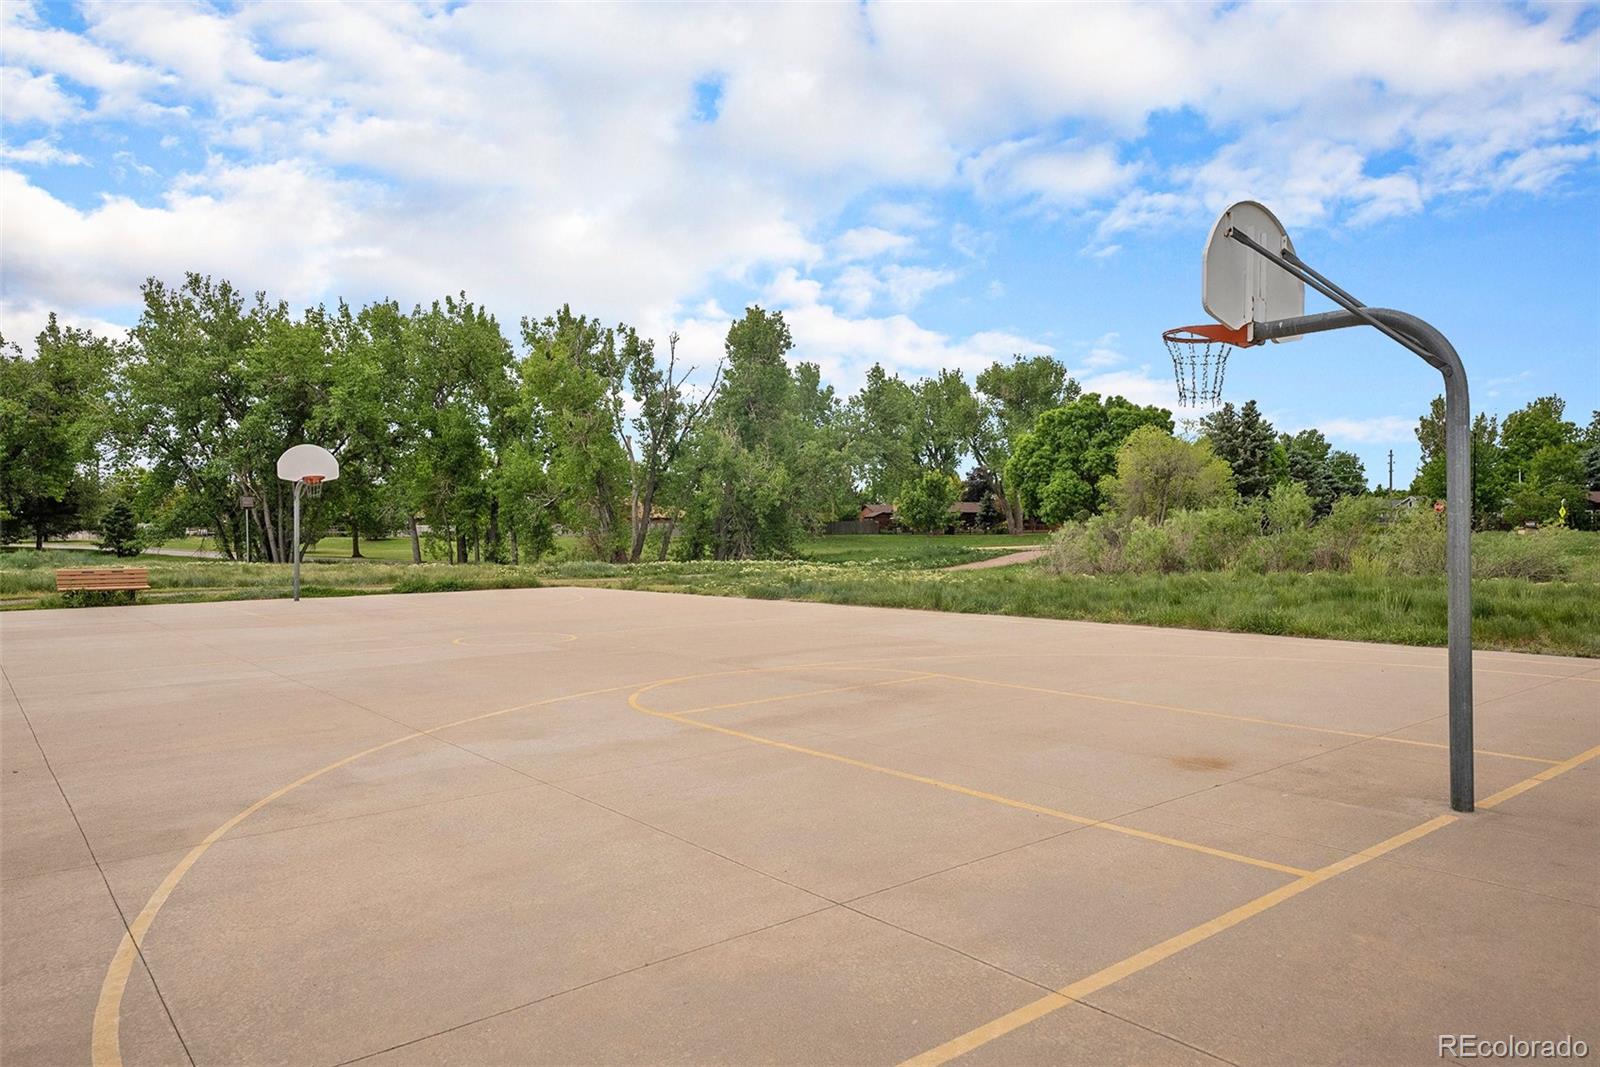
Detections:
1228,230,1475,811
292,479,303,602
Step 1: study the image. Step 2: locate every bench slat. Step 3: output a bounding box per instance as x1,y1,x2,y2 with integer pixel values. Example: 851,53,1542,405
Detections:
55,568,150,593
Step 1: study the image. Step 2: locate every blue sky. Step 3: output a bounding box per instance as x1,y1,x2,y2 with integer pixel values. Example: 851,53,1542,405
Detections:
3,1,1597,485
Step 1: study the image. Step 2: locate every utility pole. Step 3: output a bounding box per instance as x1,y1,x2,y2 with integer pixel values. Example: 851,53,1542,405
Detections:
1387,449,1394,493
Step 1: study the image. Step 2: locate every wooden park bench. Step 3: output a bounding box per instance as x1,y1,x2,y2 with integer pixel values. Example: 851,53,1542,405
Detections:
54,567,150,600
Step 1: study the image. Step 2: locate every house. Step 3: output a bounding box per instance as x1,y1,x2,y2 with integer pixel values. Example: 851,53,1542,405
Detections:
858,503,896,532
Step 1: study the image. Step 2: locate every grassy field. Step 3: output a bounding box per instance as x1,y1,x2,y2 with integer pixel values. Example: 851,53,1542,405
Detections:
5,531,1596,658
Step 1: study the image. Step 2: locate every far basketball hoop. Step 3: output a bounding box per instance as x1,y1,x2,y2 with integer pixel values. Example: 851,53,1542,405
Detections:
277,444,339,602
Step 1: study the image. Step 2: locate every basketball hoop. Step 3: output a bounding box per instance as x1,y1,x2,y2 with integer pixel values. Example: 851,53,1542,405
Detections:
302,474,324,498
1163,323,1250,408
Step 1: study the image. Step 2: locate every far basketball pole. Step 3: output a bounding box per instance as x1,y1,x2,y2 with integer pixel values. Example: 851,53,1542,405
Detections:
277,445,341,603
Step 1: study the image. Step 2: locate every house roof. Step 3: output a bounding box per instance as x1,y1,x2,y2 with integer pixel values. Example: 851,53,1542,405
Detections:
860,504,895,518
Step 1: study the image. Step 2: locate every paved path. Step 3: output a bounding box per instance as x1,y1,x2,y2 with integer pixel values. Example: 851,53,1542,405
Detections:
2,589,1594,1066
21,541,226,559
944,547,1045,570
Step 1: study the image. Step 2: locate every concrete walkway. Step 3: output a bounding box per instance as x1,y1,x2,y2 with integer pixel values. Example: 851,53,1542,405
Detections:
2,589,1594,1065
19,541,226,559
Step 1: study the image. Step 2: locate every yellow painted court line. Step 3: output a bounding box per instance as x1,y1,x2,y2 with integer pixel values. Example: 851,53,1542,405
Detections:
1477,744,1600,809
899,742,1600,1066
922,670,1562,766
673,673,935,717
91,678,641,1067
627,682,1311,878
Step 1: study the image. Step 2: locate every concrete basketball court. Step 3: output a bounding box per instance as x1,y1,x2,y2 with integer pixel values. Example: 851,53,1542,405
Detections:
2,586,1595,1066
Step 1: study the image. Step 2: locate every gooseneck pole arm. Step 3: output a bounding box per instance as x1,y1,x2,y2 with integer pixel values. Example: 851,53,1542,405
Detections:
1254,306,1475,812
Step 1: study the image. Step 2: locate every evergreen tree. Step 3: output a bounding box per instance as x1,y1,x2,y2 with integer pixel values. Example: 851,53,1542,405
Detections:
1198,399,1276,498
99,498,143,557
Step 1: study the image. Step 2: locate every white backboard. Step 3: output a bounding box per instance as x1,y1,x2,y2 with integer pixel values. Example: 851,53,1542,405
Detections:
277,444,340,483
1202,200,1304,334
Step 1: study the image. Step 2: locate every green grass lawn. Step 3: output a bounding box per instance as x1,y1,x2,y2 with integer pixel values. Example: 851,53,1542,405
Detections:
7,531,1597,658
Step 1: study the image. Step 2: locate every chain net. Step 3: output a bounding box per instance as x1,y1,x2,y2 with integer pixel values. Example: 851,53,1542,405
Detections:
1164,332,1231,408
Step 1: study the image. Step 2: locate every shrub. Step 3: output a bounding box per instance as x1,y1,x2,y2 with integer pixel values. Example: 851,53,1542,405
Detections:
1312,495,1384,571
1124,518,1182,573
62,588,137,607
1044,514,1127,575
1472,530,1572,581
1264,480,1314,533
1164,505,1257,571
1376,507,1446,576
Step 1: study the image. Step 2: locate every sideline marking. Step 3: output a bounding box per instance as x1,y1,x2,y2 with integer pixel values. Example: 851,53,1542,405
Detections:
899,743,1600,1066
1478,744,1600,809
628,675,1311,878
91,678,641,1067
921,670,1562,765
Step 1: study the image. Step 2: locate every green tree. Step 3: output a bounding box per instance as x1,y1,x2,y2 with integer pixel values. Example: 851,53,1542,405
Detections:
0,320,114,548
849,363,921,503
974,355,1077,532
98,497,142,557
520,307,630,560
896,469,959,533
1411,395,1447,501
625,331,721,562
1281,430,1337,515
1326,449,1367,501
1103,426,1236,524
1198,399,1277,498
402,295,515,564
1006,393,1172,523
1501,395,1577,477
913,368,980,475
681,307,828,559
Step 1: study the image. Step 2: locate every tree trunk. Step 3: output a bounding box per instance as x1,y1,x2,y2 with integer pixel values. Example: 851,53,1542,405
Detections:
409,516,422,563
351,524,362,559
34,525,44,550
630,479,658,563
473,532,480,564
657,517,676,561
511,526,519,565
1003,492,1024,535
457,530,469,565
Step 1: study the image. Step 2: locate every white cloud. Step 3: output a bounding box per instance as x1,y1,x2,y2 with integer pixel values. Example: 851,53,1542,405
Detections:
833,226,914,263
1311,416,1415,445
0,138,87,166
0,0,1593,400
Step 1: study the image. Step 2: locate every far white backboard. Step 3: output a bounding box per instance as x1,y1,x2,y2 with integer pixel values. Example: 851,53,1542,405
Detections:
277,444,340,483
1202,200,1304,335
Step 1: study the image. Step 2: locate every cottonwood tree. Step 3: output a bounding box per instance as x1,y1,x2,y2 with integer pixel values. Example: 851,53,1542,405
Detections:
0,321,115,548
625,331,721,562
847,363,920,503
680,307,846,559
520,306,630,561
974,355,1076,532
